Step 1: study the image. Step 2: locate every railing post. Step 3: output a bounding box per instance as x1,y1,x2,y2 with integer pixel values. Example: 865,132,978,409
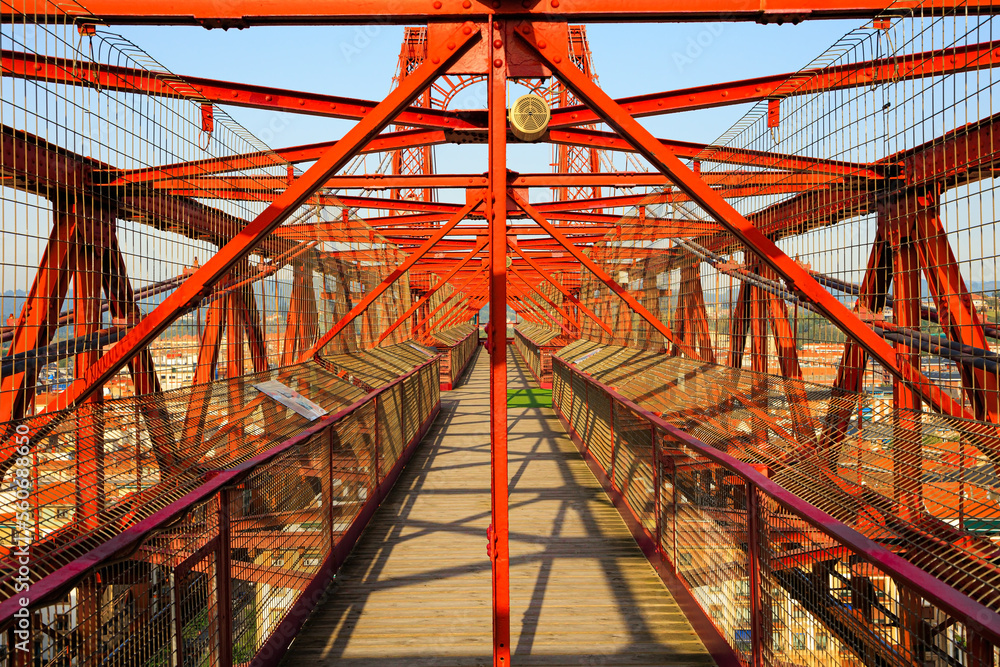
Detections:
671,460,679,570
652,423,662,556
374,394,382,486
217,488,233,667
568,362,575,430
397,381,405,448
584,373,590,453
746,482,765,667
329,427,337,537
608,392,617,489
551,360,558,413
968,630,995,667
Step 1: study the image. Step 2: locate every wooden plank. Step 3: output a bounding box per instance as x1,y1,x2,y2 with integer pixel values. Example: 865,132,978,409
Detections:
283,348,715,666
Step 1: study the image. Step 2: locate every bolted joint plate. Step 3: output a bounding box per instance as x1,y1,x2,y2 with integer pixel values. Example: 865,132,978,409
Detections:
427,21,564,77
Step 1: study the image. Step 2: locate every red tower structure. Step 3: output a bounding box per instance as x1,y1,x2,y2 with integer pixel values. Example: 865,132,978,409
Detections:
0,5,999,667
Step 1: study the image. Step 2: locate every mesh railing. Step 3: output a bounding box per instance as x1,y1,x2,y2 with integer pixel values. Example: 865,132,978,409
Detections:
0,352,440,666
553,346,1000,667
0,7,454,663
513,324,573,388
429,324,478,389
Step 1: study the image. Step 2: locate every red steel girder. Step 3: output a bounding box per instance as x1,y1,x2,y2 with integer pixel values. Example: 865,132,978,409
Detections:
0,49,478,132
157,173,487,193
670,264,716,362
549,41,1000,129
487,22,510,667
183,289,227,447
511,189,703,361
332,194,462,214
306,193,484,356
19,22,483,431
549,128,884,178
515,21,979,427
377,236,488,343
5,0,998,25
103,129,452,185
155,173,834,201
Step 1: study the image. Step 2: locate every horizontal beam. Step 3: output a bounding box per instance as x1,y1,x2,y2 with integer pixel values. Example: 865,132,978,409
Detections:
0,49,478,132
152,171,842,197
550,127,886,177
549,40,1000,128
5,0,997,25
0,125,298,258
103,130,452,185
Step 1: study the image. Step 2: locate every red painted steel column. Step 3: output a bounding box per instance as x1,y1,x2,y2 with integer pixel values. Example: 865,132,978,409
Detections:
227,280,245,456
73,210,107,532
749,265,769,451
487,19,511,667
73,205,107,667
746,484,765,667
727,281,750,369
216,488,233,666
885,198,923,513
885,197,926,666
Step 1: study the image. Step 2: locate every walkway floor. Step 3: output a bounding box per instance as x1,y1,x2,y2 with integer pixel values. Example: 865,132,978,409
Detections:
283,346,714,666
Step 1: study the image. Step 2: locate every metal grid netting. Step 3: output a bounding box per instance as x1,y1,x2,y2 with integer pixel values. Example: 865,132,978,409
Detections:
0,6,427,427
513,323,576,386
0,5,451,664
429,324,477,386
0,361,365,598
557,339,1000,608
569,8,1000,444
553,355,1000,667
0,358,441,666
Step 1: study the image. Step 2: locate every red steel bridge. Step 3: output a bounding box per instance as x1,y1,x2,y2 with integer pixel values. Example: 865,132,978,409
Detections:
2,1,1000,666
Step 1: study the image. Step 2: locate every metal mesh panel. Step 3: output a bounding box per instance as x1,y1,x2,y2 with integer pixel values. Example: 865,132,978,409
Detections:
552,352,1000,667
0,355,441,665
430,325,477,386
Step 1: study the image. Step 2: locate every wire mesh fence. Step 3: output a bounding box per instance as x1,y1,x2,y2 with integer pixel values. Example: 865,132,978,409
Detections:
0,353,440,666
552,350,1000,667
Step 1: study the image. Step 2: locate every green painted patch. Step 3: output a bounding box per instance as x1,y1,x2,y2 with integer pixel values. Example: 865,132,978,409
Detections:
507,388,552,408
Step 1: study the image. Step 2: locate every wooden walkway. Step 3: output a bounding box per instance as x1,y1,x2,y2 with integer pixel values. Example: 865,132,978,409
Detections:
283,347,714,666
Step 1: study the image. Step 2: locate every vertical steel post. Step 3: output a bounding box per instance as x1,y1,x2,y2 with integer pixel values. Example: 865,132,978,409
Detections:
226,279,245,456
885,196,925,665
487,20,511,667
569,360,576,436
746,483,765,667
885,196,923,512
217,488,233,666
328,428,338,551
608,395,617,491
652,424,662,554
671,461,679,569
374,396,382,486
73,206,107,532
